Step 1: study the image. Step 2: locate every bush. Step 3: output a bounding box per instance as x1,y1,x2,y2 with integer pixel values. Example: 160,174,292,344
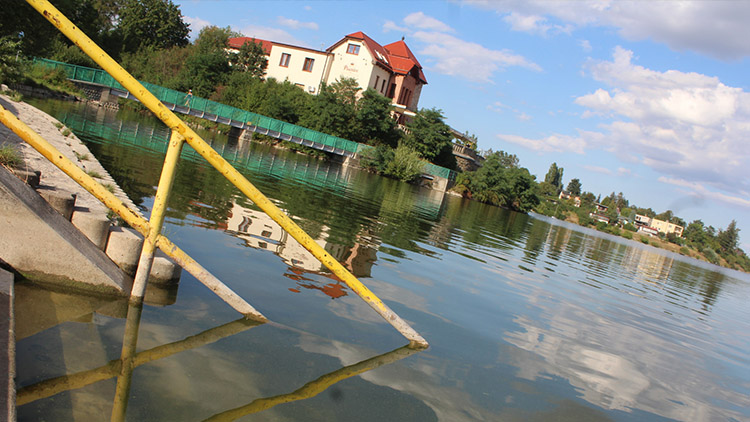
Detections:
622,230,633,240
680,246,690,255
383,145,424,183
623,223,637,232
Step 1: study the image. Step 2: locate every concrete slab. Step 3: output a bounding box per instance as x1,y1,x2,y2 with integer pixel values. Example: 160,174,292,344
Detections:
0,268,15,422
0,167,132,296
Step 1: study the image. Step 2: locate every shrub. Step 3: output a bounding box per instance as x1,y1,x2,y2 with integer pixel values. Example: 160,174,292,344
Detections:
383,145,424,183
622,230,633,240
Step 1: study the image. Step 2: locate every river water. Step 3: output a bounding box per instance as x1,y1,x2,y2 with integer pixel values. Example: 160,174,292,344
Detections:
14,100,750,421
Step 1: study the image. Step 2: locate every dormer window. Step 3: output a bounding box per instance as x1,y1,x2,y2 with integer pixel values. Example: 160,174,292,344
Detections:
347,43,360,55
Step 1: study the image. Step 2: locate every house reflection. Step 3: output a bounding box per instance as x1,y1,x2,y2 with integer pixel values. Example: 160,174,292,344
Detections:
224,201,378,298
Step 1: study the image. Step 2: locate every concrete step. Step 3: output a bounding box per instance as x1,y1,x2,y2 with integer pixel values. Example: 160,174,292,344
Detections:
5,166,182,292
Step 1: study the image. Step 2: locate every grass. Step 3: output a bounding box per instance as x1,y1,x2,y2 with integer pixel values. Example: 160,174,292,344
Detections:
103,183,115,193
86,170,103,178
73,151,89,161
0,144,22,168
61,129,72,137
9,91,23,102
54,122,63,129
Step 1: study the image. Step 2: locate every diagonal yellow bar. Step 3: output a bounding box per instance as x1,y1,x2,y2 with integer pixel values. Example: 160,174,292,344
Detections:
25,0,427,347
0,103,266,321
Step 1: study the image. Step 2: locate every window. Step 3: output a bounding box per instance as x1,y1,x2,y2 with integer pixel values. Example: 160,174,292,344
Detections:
303,57,314,72
381,79,386,93
347,43,360,55
374,75,380,89
388,83,396,99
279,53,291,67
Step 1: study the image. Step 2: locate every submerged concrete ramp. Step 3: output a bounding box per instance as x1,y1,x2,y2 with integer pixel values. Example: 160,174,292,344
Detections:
0,167,132,295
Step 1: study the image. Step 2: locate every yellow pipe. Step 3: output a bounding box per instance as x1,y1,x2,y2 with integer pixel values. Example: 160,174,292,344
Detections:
0,104,265,320
131,130,184,298
25,0,427,347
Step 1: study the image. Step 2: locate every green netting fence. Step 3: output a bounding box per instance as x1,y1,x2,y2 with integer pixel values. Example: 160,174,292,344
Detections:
33,58,455,180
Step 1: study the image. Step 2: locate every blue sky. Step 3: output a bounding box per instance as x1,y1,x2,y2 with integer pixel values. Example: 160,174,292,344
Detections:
174,0,750,251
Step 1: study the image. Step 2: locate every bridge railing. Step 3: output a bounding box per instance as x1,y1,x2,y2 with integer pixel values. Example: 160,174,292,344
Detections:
33,57,455,180
20,0,427,347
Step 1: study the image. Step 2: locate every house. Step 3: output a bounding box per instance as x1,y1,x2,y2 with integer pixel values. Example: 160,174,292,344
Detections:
559,191,581,207
590,213,610,224
227,31,427,123
637,226,659,237
594,203,608,214
633,214,683,237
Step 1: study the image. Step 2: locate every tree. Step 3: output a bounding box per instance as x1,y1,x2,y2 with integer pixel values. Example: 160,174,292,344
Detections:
566,178,581,196
456,152,539,212
354,88,400,147
178,26,232,96
543,162,564,194
403,108,456,169
117,0,189,54
299,79,358,140
717,220,740,253
234,38,268,79
0,36,22,83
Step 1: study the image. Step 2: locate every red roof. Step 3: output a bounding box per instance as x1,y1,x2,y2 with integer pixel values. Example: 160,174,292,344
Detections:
227,37,273,54
384,40,427,83
334,33,427,84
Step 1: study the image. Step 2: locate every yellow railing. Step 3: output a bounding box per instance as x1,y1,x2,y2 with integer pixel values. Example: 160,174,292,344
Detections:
10,0,427,347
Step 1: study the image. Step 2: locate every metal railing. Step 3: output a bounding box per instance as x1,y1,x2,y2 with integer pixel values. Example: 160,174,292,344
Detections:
33,57,456,181
11,0,427,347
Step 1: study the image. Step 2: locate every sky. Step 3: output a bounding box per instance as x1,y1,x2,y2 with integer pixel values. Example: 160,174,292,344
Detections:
174,0,750,251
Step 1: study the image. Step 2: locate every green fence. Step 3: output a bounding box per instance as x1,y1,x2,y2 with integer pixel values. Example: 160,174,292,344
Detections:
34,58,456,181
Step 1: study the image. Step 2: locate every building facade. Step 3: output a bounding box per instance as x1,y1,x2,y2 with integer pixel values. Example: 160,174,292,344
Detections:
227,31,427,121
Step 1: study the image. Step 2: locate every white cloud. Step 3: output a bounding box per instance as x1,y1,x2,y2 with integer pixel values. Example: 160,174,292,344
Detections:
386,12,539,83
517,112,532,121
383,20,409,34
497,133,585,154
240,25,308,47
502,12,572,36
277,16,319,31
413,31,541,83
579,39,592,52
659,177,750,210
464,0,750,60
487,101,508,113
184,16,210,39
584,165,612,175
403,12,454,33
573,47,750,197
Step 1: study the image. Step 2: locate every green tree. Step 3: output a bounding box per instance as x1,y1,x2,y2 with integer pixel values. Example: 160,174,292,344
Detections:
717,220,740,253
354,88,400,147
233,38,268,79
403,108,456,169
457,152,539,212
178,26,232,96
117,0,189,54
543,162,564,194
566,178,581,196
0,36,22,83
299,79,359,140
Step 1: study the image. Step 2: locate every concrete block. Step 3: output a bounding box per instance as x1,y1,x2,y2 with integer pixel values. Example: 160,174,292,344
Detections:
0,167,131,296
71,207,111,250
105,226,143,276
0,269,14,422
149,253,182,286
37,187,76,220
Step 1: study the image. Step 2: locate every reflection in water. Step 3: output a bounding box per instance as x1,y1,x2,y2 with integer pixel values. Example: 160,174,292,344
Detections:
18,99,750,421
203,344,422,422
17,295,423,421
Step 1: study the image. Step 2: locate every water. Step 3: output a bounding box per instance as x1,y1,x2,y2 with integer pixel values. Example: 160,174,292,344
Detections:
15,100,750,421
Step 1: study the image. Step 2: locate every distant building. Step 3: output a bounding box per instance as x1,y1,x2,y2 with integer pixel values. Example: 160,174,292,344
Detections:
227,31,427,124
633,214,683,237
559,191,581,207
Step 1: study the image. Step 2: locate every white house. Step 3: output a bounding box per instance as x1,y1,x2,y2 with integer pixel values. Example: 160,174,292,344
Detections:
227,31,427,123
